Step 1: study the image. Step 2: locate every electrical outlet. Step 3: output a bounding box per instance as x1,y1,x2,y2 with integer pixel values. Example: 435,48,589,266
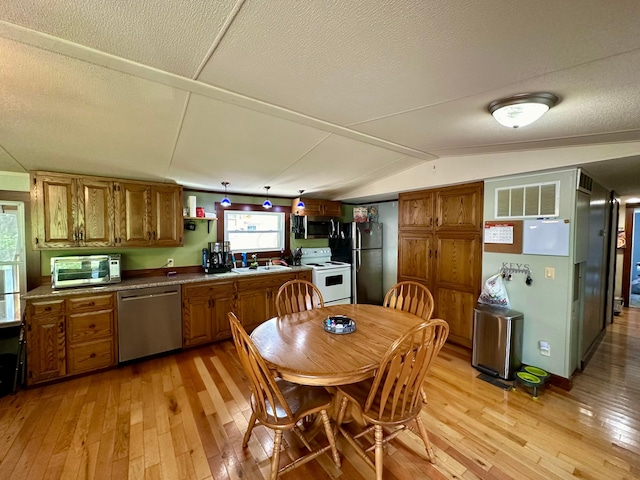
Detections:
539,340,550,356
167,258,174,267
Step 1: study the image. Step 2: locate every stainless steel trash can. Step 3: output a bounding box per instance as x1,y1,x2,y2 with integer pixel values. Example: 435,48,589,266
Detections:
472,304,524,380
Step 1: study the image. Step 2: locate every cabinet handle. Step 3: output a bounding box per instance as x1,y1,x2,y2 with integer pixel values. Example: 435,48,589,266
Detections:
90,353,96,358
45,306,52,311
153,231,156,240
428,249,432,258
88,302,95,306
59,321,64,333
89,323,95,329
79,230,84,241
148,232,151,240
73,229,78,241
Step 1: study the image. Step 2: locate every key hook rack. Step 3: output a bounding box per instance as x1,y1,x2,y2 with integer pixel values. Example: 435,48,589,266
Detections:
500,266,533,286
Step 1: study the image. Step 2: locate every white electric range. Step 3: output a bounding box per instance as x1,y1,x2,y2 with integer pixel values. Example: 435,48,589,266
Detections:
300,248,352,305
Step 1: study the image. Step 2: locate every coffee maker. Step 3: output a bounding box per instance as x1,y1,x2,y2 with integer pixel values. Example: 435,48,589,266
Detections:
202,241,233,273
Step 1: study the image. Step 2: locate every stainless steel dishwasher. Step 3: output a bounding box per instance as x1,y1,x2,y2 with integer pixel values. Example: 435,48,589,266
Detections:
117,285,182,362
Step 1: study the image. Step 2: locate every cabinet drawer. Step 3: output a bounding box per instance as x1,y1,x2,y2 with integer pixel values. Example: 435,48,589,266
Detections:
29,299,65,317
67,340,115,374
184,282,234,299
67,294,114,312
67,310,114,344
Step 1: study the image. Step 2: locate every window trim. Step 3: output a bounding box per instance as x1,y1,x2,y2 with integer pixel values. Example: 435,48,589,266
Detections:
217,202,291,258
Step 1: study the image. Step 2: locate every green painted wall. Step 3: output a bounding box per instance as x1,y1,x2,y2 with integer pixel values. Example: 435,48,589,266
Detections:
483,169,578,378
0,172,30,192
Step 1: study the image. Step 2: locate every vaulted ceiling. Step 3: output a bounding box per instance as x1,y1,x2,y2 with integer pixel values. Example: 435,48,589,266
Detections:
1,1,640,202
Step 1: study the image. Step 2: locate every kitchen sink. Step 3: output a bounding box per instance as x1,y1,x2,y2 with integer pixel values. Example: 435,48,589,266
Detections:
231,265,291,274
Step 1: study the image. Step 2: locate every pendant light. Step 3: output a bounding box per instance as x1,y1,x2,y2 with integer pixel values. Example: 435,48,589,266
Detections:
220,181,231,207
296,189,305,209
488,92,559,128
262,186,272,209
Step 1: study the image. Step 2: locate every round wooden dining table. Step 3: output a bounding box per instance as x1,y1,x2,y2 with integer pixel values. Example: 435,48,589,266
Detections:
250,304,424,387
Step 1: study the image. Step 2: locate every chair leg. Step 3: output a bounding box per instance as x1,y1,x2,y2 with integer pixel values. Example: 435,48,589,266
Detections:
335,395,349,435
242,412,257,448
271,430,283,480
320,409,341,468
374,425,384,480
415,414,435,463
420,387,428,404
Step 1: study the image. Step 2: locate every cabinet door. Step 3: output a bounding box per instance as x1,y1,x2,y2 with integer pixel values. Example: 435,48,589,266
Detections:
33,174,76,247
322,200,342,217
76,177,115,247
399,191,434,231
182,294,213,347
435,183,483,231
211,290,235,340
398,233,434,286
434,234,481,346
151,185,183,247
115,182,151,246
27,316,66,384
299,198,323,216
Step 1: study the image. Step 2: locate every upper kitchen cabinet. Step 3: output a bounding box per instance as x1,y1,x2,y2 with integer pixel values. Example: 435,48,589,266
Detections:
398,191,434,232
31,171,183,249
292,197,342,217
435,183,483,231
31,172,114,248
114,182,183,247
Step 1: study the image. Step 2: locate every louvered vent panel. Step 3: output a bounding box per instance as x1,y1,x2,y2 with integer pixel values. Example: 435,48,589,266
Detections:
497,189,510,217
510,188,524,216
495,181,560,218
577,169,593,194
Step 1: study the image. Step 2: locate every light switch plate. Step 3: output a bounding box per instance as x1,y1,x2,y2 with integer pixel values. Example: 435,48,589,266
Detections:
545,267,555,279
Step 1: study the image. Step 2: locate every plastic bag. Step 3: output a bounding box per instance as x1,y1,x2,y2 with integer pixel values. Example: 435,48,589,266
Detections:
478,273,511,308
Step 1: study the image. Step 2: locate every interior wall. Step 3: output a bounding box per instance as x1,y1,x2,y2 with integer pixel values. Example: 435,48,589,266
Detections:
632,210,640,285
483,169,578,378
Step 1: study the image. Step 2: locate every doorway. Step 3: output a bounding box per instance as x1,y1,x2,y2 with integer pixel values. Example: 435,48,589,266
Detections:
622,203,640,307
0,201,27,319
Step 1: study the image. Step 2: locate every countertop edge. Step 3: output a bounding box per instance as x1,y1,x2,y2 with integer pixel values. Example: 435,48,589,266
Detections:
22,266,313,300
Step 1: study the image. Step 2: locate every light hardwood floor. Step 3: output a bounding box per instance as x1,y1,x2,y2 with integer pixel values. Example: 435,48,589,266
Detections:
1,309,639,479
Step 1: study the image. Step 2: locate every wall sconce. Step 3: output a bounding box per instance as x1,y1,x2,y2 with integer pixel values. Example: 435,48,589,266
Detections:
262,186,272,209
220,181,231,207
296,189,305,209
488,92,559,128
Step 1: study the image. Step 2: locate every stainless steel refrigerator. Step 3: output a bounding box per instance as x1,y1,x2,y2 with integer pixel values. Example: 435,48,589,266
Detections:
331,222,383,304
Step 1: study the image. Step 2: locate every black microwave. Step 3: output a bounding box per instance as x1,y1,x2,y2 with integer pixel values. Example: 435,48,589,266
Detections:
291,215,338,239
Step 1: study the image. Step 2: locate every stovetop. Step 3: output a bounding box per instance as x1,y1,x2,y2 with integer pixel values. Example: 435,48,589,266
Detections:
300,248,350,270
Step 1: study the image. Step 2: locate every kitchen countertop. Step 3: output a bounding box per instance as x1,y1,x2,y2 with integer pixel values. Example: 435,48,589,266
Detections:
22,266,312,300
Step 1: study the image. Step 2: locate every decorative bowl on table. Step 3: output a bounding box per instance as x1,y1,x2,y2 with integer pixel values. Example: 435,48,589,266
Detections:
323,315,356,334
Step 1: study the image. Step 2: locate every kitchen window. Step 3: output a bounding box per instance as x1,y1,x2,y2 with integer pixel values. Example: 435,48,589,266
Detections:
224,210,285,253
0,202,26,321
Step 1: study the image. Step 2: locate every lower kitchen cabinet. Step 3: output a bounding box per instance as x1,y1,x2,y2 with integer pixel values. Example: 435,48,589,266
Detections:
26,293,117,385
236,272,299,332
182,281,235,347
26,299,66,384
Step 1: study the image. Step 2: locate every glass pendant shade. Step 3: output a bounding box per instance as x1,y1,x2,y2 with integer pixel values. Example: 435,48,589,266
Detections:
296,189,305,209
220,182,231,207
263,186,272,209
488,93,558,129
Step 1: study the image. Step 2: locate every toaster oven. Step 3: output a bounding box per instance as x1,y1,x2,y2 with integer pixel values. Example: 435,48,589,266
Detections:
51,254,122,289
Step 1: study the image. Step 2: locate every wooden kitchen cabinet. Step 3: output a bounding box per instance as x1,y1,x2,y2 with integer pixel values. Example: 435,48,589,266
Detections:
31,172,114,248
182,281,235,347
235,272,301,333
26,293,117,385
398,182,483,348
292,197,342,217
26,299,66,384
31,170,182,249
114,182,183,247
66,293,116,375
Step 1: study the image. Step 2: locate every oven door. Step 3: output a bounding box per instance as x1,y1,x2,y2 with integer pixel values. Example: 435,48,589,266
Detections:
313,268,352,305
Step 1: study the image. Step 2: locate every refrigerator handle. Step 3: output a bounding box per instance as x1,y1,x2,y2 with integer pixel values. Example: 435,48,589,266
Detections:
356,225,362,249
357,249,361,272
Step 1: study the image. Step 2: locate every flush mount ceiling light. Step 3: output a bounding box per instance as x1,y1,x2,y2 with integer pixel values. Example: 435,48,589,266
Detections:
296,190,305,209
220,181,231,207
262,186,272,209
488,92,559,128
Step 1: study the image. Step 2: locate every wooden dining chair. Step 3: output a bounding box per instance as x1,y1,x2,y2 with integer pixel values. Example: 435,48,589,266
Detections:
228,312,340,479
383,281,436,403
335,319,449,480
383,281,435,321
275,279,324,316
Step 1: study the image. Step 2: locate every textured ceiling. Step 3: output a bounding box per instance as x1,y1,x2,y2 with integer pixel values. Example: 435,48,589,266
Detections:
1,0,640,202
